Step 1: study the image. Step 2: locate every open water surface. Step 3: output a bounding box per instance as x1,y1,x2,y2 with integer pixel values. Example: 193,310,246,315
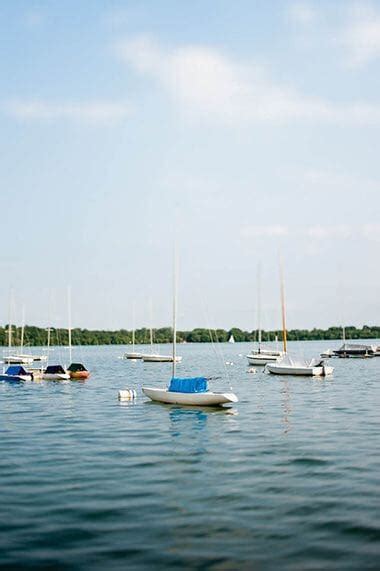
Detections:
0,341,379,570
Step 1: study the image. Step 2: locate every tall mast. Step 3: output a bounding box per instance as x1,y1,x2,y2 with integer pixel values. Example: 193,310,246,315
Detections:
257,263,262,351
132,303,135,352
280,260,287,354
149,298,154,353
46,290,51,367
20,305,25,354
68,286,72,365
172,246,178,379
342,325,346,344
7,289,13,354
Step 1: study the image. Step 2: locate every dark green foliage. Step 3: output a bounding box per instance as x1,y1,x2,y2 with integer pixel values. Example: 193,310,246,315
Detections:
0,324,379,346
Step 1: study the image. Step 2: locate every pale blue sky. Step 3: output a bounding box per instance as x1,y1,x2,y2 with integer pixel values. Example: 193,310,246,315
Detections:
1,1,379,331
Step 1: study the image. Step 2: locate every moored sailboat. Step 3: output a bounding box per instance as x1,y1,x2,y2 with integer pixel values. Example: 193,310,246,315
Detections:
246,265,284,365
142,252,238,406
0,365,33,382
266,261,334,377
124,304,143,359
66,287,90,379
42,364,70,381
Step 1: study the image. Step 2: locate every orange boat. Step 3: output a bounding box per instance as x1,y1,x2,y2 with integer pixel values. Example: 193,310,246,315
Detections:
67,363,90,380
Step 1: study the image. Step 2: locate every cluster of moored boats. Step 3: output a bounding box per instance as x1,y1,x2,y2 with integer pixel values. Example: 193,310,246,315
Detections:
0,356,90,383
1,289,90,383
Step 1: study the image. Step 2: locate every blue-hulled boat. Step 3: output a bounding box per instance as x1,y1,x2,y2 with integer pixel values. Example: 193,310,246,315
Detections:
0,365,33,382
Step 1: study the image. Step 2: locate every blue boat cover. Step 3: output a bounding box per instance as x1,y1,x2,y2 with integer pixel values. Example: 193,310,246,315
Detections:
6,365,28,375
168,377,208,393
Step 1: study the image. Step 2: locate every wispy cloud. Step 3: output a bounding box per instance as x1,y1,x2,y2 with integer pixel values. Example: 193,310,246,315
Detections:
4,100,132,124
241,224,380,241
287,2,317,26
241,225,290,238
340,3,380,67
116,35,380,126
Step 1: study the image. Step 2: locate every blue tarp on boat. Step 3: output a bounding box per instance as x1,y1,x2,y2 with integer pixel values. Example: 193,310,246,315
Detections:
168,377,208,393
6,365,28,376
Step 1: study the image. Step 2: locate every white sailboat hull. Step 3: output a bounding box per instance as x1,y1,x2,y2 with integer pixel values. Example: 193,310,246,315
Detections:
124,352,143,359
142,355,182,363
266,363,334,376
42,373,70,380
246,354,281,365
142,387,238,406
4,355,34,365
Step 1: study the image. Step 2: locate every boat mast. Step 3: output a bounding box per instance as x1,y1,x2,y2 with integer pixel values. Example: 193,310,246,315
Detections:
46,291,51,367
342,325,346,344
257,263,262,352
7,289,13,356
68,286,72,365
172,247,178,379
280,260,287,354
132,303,135,352
20,305,25,354
149,299,154,353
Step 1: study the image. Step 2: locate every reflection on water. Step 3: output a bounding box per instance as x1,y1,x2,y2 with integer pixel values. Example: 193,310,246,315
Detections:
281,380,292,434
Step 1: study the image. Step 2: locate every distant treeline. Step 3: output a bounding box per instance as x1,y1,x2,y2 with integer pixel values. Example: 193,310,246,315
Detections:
1,324,380,346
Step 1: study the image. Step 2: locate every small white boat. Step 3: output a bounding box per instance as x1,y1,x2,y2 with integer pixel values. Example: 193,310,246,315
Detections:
143,386,238,406
246,348,284,365
124,352,143,360
228,334,235,343
4,354,34,365
42,365,70,381
142,354,182,363
124,310,142,359
246,265,285,366
266,355,334,376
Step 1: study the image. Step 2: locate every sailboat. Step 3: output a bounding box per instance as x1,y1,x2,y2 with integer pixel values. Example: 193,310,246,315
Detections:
66,287,90,379
42,294,70,381
0,365,33,382
228,334,235,343
124,304,143,359
246,265,284,366
266,262,333,377
5,308,47,365
142,254,238,406
141,306,182,363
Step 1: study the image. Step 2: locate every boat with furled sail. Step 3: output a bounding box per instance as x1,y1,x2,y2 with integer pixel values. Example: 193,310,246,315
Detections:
266,261,334,377
124,304,143,359
142,251,238,406
266,355,333,376
66,287,90,379
246,265,284,365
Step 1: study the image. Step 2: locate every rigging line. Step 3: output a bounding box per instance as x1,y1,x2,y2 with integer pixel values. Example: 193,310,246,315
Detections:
200,295,233,389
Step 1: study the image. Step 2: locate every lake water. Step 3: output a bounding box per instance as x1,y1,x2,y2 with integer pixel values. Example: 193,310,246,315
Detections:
1,341,379,570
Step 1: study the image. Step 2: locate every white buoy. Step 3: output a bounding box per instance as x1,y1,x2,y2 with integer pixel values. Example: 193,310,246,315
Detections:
247,367,257,374
118,389,137,400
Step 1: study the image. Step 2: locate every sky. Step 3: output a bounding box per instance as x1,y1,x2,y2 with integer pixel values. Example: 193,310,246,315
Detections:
0,0,379,331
